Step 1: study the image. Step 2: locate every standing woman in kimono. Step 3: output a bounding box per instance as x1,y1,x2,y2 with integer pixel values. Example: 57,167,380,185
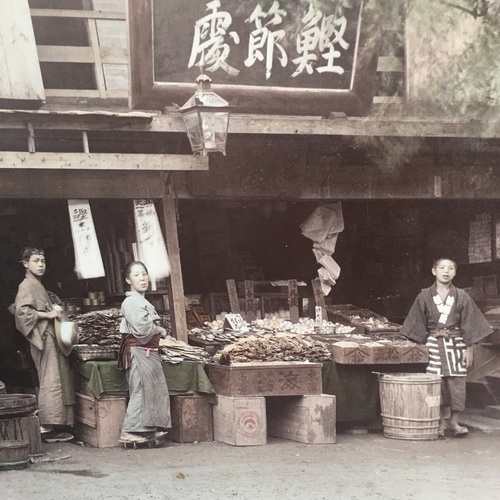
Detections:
14,246,75,443
118,261,171,444
400,257,492,438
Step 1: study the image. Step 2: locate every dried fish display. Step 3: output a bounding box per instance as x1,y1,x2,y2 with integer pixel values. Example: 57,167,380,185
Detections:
159,336,211,364
212,332,332,365
188,316,355,346
70,308,122,346
70,308,172,346
70,308,173,362
329,304,401,333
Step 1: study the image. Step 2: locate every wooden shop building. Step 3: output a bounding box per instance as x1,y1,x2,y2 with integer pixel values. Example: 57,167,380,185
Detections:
1,0,500,446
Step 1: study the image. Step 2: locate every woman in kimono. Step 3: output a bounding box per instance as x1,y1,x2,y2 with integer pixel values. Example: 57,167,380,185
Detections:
14,246,75,443
118,261,171,444
400,257,492,438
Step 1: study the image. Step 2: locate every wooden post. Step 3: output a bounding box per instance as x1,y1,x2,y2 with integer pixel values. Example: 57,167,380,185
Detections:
244,280,257,322
226,279,240,313
311,278,327,323
288,279,299,324
161,182,187,342
27,123,35,153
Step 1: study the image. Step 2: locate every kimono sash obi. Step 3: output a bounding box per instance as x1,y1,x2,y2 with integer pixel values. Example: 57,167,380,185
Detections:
428,328,462,339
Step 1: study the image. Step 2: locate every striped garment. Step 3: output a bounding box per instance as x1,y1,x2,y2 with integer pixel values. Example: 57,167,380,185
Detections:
426,335,467,377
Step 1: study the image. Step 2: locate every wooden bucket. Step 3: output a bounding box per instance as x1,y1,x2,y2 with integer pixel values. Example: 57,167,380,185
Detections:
0,440,29,471
0,394,37,418
379,372,441,440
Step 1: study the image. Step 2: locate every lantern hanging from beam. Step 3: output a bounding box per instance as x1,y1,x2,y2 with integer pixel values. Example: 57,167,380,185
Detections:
178,73,231,156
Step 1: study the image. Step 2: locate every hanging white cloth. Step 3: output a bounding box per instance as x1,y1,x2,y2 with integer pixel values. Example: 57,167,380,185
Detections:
133,199,171,280
67,199,105,279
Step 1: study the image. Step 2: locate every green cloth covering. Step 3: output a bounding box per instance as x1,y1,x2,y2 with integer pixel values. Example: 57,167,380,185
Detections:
58,352,75,406
321,360,380,422
75,360,215,399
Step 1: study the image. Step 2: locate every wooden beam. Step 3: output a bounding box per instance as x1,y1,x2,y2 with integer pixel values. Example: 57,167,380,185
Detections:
29,8,126,20
1,109,500,139
0,152,208,170
161,183,187,343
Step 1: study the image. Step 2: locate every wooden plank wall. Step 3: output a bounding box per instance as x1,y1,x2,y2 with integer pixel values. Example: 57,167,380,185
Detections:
0,0,45,107
30,0,128,102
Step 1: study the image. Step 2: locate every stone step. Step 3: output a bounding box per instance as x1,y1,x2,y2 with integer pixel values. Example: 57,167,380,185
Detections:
485,405,500,420
459,409,500,433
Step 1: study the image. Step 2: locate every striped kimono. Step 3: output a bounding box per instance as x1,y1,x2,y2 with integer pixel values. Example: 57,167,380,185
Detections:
400,284,492,377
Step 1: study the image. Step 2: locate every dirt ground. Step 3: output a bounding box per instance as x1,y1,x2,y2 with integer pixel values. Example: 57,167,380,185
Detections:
3,430,500,500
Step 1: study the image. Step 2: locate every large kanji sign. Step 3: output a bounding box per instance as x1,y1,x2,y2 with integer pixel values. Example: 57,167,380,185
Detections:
129,0,382,115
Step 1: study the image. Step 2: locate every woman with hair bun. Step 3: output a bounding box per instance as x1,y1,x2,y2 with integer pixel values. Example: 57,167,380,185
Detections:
117,261,171,444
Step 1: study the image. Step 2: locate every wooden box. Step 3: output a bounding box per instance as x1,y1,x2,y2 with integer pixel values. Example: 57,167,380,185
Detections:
267,394,336,444
371,344,401,364
207,362,322,397
399,344,429,364
0,415,42,456
212,395,267,446
169,393,213,443
74,392,126,448
330,342,373,364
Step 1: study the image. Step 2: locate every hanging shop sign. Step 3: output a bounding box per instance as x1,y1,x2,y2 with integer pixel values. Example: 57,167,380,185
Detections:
68,199,105,280
128,0,382,115
133,199,171,281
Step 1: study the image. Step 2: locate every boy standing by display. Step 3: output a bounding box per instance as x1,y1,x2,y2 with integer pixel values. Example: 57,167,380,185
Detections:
14,246,75,443
400,257,492,437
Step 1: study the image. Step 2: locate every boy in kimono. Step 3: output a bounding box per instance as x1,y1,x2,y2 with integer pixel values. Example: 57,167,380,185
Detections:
400,257,492,437
14,246,75,443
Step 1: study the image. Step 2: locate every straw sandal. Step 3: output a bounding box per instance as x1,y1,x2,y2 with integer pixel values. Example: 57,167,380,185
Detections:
119,432,147,444
450,425,468,438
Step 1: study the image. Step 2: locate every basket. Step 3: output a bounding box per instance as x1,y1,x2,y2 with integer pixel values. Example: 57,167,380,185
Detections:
72,344,119,362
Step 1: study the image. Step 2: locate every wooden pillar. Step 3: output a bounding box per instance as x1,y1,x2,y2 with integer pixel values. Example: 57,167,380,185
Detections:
311,278,327,323
244,280,257,322
226,279,240,313
288,279,299,324
161,182,187,342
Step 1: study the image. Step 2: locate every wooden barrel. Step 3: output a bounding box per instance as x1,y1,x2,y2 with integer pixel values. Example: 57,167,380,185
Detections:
0,440,29,471
379,372,441,440
0,394,37,418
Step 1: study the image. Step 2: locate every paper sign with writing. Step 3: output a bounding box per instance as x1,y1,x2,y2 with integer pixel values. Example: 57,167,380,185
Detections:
224,313,246,331
68,199,105,280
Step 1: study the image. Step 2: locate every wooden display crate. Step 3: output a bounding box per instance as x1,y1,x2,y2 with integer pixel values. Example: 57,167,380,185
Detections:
399,344,429,364
0,415,42,456
74,392,126,448
371,344,402,364
330,342,373,364
169,393,213,443
207,361,322,397
213,395,266,446
267,394,336,444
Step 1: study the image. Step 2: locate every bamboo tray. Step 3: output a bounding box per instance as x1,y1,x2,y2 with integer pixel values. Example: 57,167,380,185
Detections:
72,344,119,362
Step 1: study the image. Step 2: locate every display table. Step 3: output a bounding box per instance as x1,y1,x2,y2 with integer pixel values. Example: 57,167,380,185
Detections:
74,360,215,398
72,360,215,448
321,360,426,423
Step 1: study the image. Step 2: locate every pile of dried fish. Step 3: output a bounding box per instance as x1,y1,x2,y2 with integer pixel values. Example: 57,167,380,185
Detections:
71,308,172,346
188,317,354,346
159,336,211,364
71,308,122,346
189,327,249,344
212,332,332,365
